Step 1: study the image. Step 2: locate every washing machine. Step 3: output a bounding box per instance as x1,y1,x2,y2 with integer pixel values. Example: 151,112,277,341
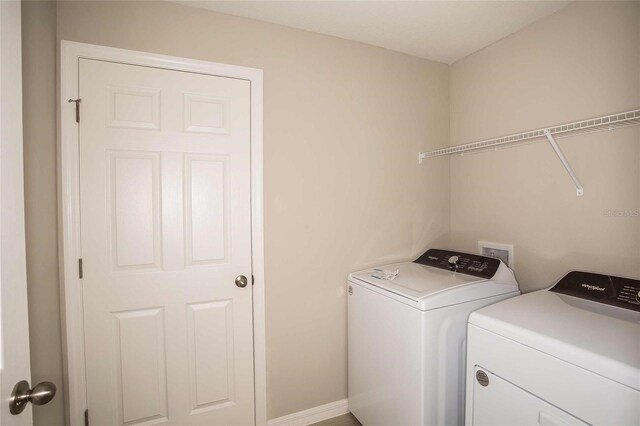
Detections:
347,248,520,426
465,271,640,426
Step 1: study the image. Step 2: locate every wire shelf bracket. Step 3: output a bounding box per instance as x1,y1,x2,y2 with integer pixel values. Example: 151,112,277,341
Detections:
418,108,640,196
544,130,583,196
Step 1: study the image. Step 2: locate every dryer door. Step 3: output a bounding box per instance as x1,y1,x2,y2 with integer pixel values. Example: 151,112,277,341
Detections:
470,367,587,426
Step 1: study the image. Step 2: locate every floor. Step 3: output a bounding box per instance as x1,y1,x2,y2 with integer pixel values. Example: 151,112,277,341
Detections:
310,413,362,426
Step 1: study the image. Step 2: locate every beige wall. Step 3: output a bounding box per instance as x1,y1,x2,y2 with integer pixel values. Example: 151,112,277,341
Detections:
21,2,65,425
449,1,640,292
23,1,450,423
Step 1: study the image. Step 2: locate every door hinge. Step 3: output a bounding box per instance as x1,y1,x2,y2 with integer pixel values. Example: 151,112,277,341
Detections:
68,98,81,123
252,275,255,285
84,409,89,426
78,258,83,279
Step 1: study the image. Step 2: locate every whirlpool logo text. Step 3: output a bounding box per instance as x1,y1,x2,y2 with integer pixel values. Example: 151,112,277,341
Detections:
581,283,605,292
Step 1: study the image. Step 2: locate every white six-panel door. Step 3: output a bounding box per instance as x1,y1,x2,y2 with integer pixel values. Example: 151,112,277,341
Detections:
1,2,33,424
79,58,254,425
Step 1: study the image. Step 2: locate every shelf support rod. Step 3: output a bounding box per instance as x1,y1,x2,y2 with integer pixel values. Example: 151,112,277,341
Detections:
544,129,584,196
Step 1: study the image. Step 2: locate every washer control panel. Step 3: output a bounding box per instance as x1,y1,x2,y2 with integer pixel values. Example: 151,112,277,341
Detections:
550,271,640,312
414,248,501,279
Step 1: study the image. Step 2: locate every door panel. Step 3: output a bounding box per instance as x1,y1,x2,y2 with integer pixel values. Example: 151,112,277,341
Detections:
114,308,168,425
110,152,161,270
79,58,254,425
184,155,229,265
186,300,235,411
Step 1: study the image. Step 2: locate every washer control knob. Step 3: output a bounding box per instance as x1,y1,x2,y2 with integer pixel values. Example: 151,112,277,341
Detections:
448,255,460,270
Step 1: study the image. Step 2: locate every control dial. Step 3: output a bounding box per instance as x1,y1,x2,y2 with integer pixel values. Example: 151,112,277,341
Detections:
448,255,460,271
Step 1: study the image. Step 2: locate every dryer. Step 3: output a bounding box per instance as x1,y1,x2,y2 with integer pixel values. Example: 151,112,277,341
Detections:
348,248,520,425
465,271,640,425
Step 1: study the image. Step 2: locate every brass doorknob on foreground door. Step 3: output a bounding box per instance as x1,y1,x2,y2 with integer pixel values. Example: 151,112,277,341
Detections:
10,380,57,415
235,275,248,288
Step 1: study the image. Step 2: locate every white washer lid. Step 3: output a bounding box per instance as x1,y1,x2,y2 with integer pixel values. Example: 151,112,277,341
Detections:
469,290,640,390
349,261,518,311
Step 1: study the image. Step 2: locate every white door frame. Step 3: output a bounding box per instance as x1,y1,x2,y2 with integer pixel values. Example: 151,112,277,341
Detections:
59,41,266,426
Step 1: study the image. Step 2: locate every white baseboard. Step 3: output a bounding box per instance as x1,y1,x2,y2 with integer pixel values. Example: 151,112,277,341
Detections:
267,399,350,426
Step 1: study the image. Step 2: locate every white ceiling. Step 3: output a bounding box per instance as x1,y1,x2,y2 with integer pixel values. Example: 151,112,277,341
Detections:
175,1,569,64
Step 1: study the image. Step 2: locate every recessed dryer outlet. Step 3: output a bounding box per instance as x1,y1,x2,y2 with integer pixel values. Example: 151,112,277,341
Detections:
478,241,514,269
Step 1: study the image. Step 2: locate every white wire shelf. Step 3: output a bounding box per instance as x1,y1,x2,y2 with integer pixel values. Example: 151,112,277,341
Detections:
419,108,640,161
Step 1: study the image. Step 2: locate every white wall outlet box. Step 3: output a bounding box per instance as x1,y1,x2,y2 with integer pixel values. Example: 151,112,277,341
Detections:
478,241,514,269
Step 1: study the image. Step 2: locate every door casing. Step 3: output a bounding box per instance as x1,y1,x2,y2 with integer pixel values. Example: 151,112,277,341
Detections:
59,41,266,426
